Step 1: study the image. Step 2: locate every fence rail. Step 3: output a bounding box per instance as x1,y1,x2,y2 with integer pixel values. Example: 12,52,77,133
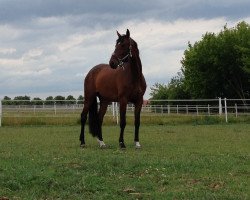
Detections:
0,98,250,126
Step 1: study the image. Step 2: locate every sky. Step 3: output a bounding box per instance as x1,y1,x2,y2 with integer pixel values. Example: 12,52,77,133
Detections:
0,0,250,100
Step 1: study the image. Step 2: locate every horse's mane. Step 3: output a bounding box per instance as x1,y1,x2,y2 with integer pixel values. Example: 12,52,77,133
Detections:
130,39,142,82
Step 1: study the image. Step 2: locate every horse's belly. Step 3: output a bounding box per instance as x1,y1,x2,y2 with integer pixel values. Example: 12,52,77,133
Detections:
95,72,118,101
97,87,118,101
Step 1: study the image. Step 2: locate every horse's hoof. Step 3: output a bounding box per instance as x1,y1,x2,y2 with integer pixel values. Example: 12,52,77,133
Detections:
80,144,86,148
119,142,126,149
135,142,141,149
97,139,106,149
100,144,107,149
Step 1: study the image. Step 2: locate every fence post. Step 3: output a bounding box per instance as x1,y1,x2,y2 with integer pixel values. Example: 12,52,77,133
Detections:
219,97,222,115
112,102,115,120
167,104,170,115
224,98,228,123
196,105,198,116
177,105,179,114
235,103,238,118
116,102,119,125
0,100,2,127
112,102,119,124
186,105,188,115
111,102,119,125
54,102,57,115
208,104,210,116
33,105,36,115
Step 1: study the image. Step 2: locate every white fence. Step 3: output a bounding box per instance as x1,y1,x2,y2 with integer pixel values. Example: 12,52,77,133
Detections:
0,98,250,126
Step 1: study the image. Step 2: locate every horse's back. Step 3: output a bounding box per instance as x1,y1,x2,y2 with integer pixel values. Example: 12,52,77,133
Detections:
86,64,109,77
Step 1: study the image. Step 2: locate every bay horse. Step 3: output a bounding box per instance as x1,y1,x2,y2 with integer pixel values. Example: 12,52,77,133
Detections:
79,29,146,149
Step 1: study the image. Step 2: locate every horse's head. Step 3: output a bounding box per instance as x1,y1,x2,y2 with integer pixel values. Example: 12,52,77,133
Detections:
109,29,132,69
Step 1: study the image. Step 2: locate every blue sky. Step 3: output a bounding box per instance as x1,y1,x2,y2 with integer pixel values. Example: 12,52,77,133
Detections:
0,0,250,99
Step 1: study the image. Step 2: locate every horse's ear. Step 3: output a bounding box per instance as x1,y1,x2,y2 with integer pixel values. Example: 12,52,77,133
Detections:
117,31,121,38
126,29,130,38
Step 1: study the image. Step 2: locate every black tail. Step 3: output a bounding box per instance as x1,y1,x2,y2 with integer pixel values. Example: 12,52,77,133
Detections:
88,96,101,137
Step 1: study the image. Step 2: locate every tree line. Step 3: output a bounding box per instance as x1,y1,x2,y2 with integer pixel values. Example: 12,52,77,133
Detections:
151,21,250,102
2,95,84,105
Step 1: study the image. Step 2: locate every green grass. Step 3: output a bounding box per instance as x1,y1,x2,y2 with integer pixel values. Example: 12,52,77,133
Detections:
0,124,249,199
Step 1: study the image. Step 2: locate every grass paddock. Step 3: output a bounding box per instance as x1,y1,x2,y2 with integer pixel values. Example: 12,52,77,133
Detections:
0,124,249,199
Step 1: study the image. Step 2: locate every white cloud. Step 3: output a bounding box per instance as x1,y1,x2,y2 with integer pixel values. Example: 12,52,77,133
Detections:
35,67,52,76
0,58,23,66
23,48,43,60
0,48,43,68
75,73,85,77
58,34,85,52
35,16,68,27
0,48,16,54
0,25,24,40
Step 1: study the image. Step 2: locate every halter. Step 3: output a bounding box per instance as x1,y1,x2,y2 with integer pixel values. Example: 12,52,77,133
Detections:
112,38,133,69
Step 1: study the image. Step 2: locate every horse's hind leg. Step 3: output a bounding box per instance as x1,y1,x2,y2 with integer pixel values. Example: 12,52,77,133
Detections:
96,100,108,148
79,100,92,148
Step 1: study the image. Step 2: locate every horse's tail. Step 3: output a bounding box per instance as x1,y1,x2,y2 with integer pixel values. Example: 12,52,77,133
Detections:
88,96,100,137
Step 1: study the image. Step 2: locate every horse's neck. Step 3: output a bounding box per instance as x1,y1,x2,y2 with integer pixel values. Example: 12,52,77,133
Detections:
130,55,143,83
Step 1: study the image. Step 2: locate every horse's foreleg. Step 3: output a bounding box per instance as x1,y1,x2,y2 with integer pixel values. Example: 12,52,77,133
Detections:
134,100,143,149
119,99,127,149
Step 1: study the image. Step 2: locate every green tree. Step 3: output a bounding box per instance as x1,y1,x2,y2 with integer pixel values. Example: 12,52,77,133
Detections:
13,96,31,105
32,97,43,105
45,96,54,105
2,96,12,105
181,21,250,99
66,95,76,104
77,95,84,104
54,96,65,105
150,72,190,101
167,72,190,99
150,83,169,100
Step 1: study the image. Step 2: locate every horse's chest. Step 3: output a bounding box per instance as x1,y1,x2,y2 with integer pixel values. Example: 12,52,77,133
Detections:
128,84,144,99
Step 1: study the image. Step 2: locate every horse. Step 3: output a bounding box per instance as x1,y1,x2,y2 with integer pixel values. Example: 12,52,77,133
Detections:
79,29,146,149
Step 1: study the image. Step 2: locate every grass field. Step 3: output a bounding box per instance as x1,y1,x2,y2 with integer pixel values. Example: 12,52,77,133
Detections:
0,124,249,199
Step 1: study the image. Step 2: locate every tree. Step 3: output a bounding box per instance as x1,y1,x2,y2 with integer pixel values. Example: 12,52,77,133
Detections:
2,96,12,105
150,83,169,100
13,96,31,105
150,72,190,101
32,97,43,105
66,95,76,104
181,21,250,99
45,96,54,105
77,95,84,104
167,72,190,99
54,96,65,105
